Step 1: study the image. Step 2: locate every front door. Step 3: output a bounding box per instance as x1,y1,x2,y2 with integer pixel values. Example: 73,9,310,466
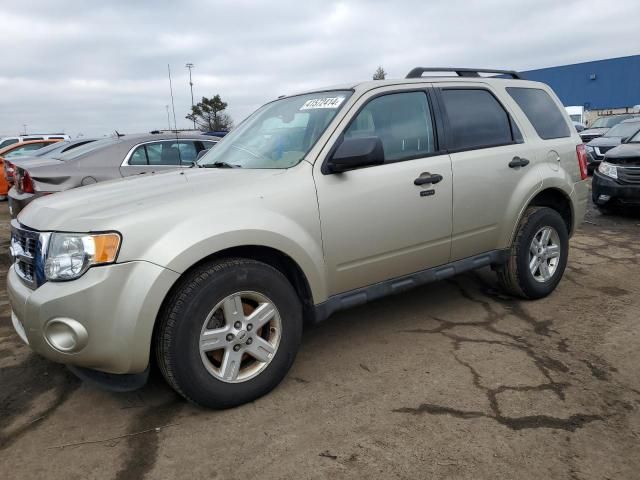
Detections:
313,88,453,295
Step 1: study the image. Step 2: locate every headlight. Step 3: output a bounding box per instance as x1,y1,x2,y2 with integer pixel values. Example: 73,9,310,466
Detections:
44,232,121,281
585,145,595,153
598,161,618,180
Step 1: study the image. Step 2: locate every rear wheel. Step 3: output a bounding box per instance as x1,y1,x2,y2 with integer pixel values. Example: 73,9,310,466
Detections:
498,207,569,299
156,258,303,408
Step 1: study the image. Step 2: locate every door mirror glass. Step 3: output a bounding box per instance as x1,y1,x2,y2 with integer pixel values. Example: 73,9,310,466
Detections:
327,136,384,173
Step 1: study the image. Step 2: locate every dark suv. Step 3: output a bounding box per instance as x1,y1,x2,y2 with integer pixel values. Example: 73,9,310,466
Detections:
592,128,640,213
585,119,640,173
580,114,640,143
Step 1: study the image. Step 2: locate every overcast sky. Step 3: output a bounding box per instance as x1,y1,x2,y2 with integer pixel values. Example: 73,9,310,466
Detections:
1,0,638,137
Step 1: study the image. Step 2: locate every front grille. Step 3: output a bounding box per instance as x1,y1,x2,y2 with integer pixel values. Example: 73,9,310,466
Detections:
618,166,640,185
10,220,45,289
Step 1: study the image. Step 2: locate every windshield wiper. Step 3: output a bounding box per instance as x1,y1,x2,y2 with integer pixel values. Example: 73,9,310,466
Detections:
199,161,241,169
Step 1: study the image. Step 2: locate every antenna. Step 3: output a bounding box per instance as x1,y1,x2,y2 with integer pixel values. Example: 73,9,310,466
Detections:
185,63,196,129
165,105,171,130
167,64,178,131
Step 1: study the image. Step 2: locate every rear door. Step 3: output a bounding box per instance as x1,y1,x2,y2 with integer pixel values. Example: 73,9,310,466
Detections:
436,84,541,260
119,139,202,176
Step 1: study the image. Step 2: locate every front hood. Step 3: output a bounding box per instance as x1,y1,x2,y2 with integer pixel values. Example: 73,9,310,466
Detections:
18,167,288,232
587,136,623,147
603,143,640,160
580,128,608,137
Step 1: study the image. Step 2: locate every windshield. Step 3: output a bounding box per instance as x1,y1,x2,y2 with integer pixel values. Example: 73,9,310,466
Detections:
606,122,640,139
27,141,70,157
590,115,635,128
629,130,640,143
198,90,352,169
57,137,118,160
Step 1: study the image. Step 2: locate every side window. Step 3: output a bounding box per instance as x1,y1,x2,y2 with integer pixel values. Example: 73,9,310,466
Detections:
202,141,218,150
440,89,513,151
129,145,148,165
147,141,182,166
506,87,571,140
176,141,198,165
0,139,18,149
345,91,436,162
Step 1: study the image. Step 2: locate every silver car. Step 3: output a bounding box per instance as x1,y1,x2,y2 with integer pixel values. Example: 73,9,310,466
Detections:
8,132,219,217
7,68,589,409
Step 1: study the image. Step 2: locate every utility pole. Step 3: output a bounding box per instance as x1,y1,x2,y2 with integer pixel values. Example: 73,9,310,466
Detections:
185,63,196,129
165,105,171,130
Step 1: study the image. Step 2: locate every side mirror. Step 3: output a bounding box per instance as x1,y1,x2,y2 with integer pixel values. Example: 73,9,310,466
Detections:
326,136,384,173
196,149,208,161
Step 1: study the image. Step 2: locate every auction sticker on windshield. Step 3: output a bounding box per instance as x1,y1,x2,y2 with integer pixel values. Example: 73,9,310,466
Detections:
300,97,345,110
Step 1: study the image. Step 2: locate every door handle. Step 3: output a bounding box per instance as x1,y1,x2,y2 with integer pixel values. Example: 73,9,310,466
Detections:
509,156,530,168
414,173,443,186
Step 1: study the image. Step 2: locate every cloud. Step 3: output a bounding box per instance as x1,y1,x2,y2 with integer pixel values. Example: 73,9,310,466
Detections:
0,0,638,136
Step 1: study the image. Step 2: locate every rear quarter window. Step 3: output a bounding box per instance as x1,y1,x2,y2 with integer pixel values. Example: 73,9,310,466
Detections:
506,87,571,140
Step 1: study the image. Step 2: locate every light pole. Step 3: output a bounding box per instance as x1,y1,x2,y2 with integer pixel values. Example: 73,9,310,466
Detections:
185,63,196,129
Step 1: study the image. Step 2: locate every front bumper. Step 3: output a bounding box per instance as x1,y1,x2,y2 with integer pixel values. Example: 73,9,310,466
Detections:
8,186,40,219
592,171,640,205
7,260,180,374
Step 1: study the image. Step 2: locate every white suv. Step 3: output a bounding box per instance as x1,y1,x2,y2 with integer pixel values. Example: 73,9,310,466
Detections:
0,134,71,149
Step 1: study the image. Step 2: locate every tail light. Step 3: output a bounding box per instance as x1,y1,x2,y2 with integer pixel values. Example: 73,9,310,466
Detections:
576,144,588,180
20,170,35,193
5,162,14,182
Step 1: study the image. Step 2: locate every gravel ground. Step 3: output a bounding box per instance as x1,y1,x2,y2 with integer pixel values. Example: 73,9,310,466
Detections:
0,201,639,480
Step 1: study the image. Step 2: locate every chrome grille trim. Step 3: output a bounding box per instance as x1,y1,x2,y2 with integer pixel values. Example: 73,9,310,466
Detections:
10,220,49,289
618,166,640,185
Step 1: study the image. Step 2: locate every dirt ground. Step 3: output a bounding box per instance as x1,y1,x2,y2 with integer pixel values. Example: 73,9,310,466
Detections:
0,200,639,480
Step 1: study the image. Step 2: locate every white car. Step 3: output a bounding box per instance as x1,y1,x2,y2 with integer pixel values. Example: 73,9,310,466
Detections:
0,134,71,149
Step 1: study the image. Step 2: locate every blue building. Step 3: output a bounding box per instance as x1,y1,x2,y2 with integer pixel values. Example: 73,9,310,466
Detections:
522,54,640,110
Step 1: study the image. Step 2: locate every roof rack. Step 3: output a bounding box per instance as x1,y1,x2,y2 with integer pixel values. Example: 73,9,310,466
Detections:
405,67,522,80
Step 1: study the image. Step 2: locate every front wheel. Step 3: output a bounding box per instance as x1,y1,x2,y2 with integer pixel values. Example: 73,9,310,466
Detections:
156,258,303,408
497,207,569,299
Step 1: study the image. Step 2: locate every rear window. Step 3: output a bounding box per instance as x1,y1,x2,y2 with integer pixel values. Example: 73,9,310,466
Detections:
440,89,514,151
58,137,119,160
506,87,571,140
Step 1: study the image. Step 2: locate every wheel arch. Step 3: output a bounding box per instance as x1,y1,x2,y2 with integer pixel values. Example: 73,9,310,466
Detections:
527,188,574,235
506,186,575,248
157,244,317,326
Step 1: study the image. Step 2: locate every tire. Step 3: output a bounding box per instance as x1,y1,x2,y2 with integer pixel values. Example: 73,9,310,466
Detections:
497,207,569,299
156,257,303,409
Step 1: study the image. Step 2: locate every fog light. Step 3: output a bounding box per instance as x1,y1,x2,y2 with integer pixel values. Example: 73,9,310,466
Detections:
44,318,88,353
598,194,611,202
